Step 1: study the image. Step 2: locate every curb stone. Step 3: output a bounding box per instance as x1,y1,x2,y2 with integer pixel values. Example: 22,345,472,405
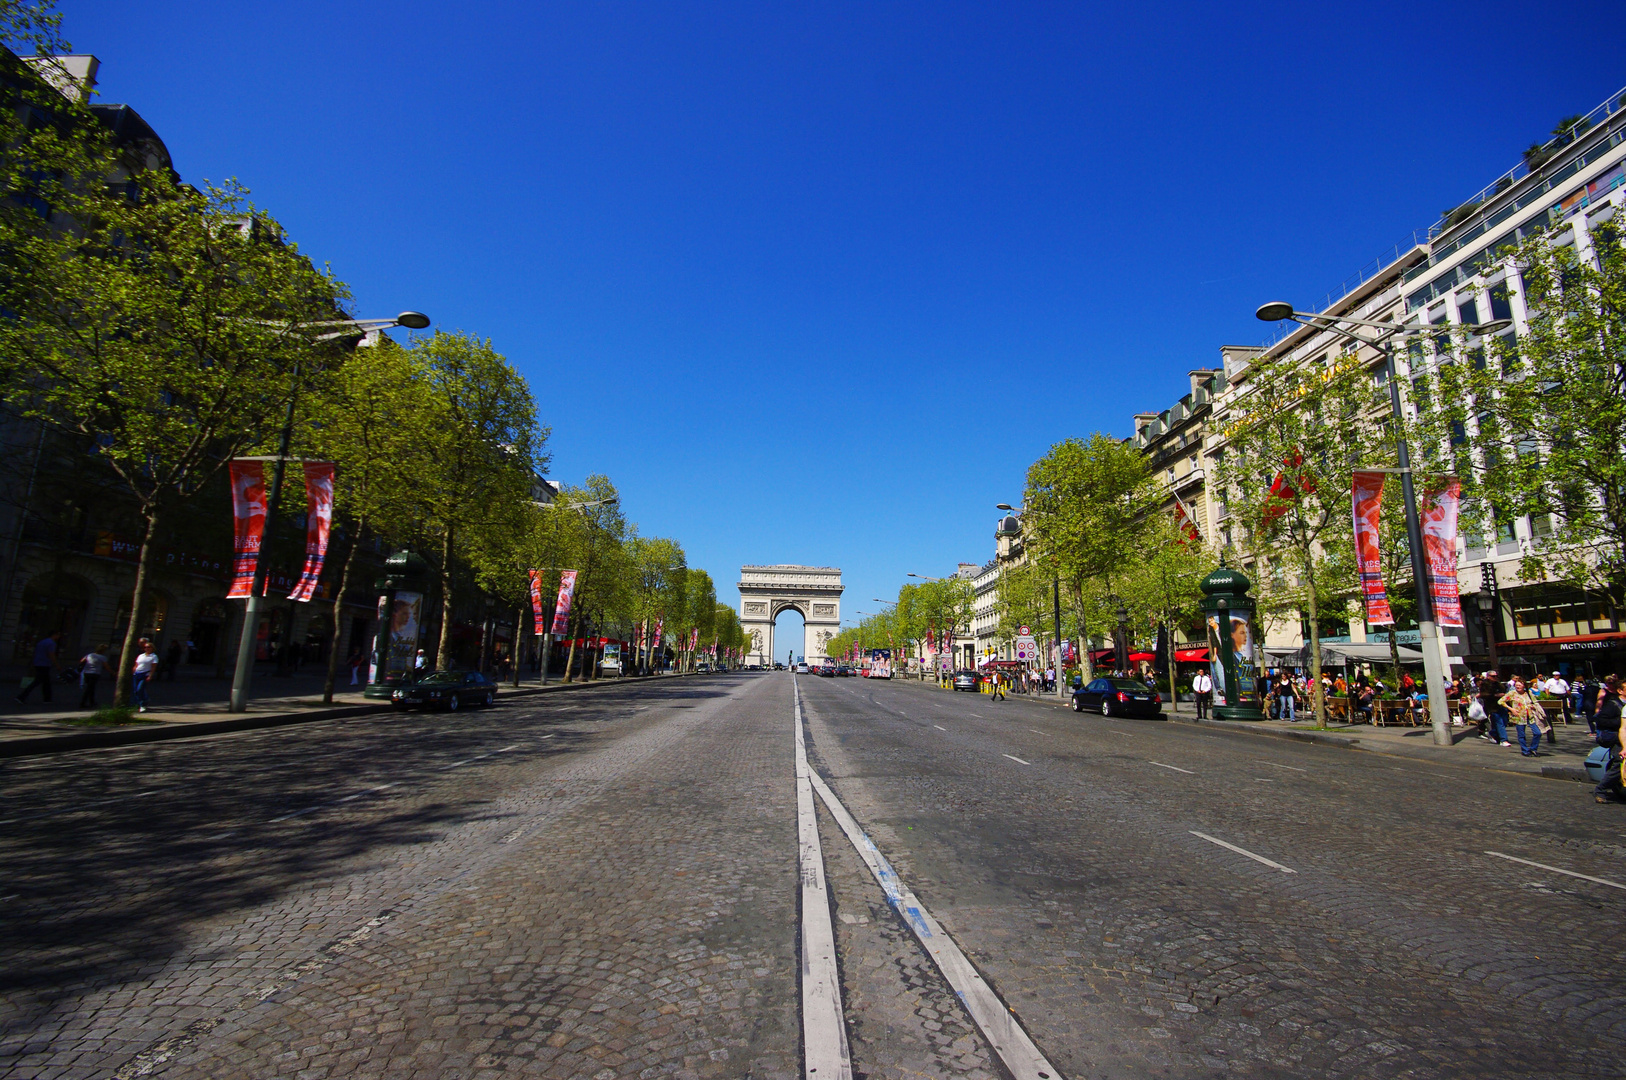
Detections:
0,672,699,759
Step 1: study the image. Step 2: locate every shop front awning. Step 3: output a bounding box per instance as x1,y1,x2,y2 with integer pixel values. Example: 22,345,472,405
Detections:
1174,647,1209,663
1266,642,1426,665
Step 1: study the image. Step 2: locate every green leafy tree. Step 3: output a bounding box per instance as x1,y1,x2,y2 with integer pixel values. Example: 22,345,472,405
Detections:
0,141,348,703
403,331,545,665
1213,355,1380,723
1418,223,1626,602
1119,516,1212,705
1022,434,1158,678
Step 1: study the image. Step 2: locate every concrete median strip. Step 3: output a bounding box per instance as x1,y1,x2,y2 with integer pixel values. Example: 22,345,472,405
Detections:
800,699,1061,1080
792,677,854,1080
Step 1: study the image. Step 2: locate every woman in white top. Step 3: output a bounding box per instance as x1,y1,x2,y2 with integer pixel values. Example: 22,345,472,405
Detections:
132,640,159,713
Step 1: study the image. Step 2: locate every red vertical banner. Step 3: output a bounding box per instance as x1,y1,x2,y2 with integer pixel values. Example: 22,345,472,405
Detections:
1423,479,1465,626
1351,471,1393,625
288,463,335,602
654,616,664,658
528,570,547,634
227,461,266,599
551,570,578,635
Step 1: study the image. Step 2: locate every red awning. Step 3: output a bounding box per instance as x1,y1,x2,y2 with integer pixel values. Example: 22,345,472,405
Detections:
1174,647,1210,662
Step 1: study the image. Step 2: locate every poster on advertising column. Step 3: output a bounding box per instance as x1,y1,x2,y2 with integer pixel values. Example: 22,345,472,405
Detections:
387,591,423,676
1423,479,1466,626
1351,470,1394,625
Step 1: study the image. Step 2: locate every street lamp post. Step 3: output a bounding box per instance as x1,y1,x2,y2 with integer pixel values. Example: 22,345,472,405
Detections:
228,311,430,713
1477,562,1500,670
997,502,1066,699
1255,302,1509,747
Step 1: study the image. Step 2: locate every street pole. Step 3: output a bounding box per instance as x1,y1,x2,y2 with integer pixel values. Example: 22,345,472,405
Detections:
228,388,296,713
1052,575,1064,699
1380,337,1455,747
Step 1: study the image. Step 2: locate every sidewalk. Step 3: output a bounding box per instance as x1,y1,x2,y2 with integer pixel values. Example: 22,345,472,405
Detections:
0,669,680,758
912,678,1600,784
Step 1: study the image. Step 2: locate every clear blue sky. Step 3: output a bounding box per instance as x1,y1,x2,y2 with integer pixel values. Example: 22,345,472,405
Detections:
64,1,1626,654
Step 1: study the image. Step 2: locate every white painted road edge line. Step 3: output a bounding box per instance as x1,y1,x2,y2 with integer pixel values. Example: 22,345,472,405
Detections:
792,677,854,1080
1485,850,1626,890
1148,761,1193,774
1002,754,1032,766
804,768,1061,1080
1190,831,1297,874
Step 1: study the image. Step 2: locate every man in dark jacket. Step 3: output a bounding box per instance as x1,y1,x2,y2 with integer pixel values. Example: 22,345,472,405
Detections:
1477,670,1508,745
1593,676,1622,802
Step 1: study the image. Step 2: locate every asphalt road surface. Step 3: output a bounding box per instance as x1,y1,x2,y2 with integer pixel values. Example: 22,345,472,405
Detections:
2,672,1623,1079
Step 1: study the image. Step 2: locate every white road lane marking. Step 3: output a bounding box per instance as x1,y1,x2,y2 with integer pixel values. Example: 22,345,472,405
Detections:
1029,729,1050,736
1485,850,1626,891
1002,754,1031,766
1190,831,1297,874
1256,760,1307,772
806,766,1062,1080
1109,730,1134,737
1148,761,1193,774
791,676,854,1080
970,713,984,718
934,725,948,731
269,783,397,823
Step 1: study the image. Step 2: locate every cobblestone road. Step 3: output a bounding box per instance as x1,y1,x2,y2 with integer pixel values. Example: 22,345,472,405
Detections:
798,676,1626,1079
4,671,1624,1079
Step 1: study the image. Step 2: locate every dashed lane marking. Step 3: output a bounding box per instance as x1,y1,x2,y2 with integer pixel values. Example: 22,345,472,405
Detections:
1257,760,1308,772
1029,729,1051,736
1485,850,1626,891
792,676,854,1080
934,725,948,731
1002,753,1032,766
806,761,1062,1080
1191,831,1297,874
1148,761,1193,774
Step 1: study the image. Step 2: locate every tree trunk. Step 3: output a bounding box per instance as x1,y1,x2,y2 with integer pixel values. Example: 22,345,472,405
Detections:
563,608,579,683
113,509,163,707
435,524,456,669
513,603,527,687
321,525,364,704
1305,555,1326,726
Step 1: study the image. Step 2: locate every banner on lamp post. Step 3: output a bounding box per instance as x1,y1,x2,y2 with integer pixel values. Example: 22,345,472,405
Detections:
528,570,548,634
227,460,267,599
1351,471,1394,625
287,463,335,602
551,570,578,635
1423,479,1466,626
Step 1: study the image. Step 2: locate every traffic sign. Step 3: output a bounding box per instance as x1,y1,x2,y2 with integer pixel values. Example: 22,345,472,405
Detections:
1015,634,1038,660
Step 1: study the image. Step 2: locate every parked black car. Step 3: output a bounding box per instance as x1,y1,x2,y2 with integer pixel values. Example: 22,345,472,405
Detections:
1072,677,1162,717
391,670,500,711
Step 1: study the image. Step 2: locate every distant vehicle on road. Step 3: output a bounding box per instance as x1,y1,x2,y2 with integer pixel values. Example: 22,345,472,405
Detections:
952,670,980,692
392,670,499,711
816,663,836,677
773,663,785,670
836,666,853,677
1072,677,1162,717
795,663,810,673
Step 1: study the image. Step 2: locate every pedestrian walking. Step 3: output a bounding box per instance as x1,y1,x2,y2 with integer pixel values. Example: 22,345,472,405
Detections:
16,630,60,703
1591,675,1623,802
131,639,159,713
990,669,1005,701
1581,675,1602,733
78,644,109,709
1500,677,1548,757
1477,670,1509,745
1192,669,1213,719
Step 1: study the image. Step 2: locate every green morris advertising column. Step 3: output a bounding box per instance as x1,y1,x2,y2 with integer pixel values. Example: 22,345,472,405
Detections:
1199,565,1266,721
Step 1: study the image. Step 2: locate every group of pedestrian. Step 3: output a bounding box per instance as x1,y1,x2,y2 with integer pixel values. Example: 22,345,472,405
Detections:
14,632,160,713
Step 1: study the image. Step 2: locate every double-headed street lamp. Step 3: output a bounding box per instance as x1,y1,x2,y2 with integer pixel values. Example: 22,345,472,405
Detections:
229,311,431,713
1254,301,1510,747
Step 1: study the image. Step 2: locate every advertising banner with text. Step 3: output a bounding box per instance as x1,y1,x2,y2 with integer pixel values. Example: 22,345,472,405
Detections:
1351,471,1394,625
551,570,578,635
288,463,335,602
1423,480,1466,626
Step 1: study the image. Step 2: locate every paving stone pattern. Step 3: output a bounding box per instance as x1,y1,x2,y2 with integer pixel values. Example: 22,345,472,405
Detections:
798,676,1626,1079
1,677,801,1080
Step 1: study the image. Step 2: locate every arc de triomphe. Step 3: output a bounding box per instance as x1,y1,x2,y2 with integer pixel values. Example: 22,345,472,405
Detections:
738,565,843,666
